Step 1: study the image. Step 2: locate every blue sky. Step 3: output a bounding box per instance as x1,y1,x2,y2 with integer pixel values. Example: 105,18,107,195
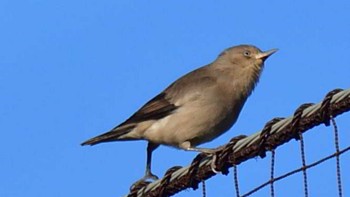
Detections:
1,1,350,197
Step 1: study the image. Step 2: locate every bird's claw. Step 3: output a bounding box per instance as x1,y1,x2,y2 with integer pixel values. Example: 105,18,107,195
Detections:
210,154,221,174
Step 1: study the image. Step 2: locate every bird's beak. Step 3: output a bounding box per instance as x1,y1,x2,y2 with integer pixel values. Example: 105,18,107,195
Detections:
256,48,278,61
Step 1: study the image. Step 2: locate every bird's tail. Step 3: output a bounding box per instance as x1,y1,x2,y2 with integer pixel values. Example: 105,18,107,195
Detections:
81,124,135,146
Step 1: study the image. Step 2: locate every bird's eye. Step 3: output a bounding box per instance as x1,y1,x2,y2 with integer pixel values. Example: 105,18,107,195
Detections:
243,50,251,57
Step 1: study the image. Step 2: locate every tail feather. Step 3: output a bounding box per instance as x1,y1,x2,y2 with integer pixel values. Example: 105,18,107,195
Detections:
81,124,135,146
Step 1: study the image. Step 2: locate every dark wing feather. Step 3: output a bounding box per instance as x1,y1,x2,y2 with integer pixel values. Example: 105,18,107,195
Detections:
119,92,177,126
81,92,177,146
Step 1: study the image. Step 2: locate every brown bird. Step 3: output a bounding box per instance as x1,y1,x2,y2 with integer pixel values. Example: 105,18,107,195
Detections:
81,44,277,180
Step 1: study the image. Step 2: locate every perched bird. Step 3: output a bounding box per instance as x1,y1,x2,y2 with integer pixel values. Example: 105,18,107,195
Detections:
81,44,277,181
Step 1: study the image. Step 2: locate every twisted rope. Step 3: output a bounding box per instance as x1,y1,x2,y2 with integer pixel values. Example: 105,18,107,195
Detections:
126,88,350,197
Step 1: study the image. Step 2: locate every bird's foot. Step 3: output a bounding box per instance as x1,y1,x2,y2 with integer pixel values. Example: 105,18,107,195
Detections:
186,146,225,174
189,143,244,174
141,171,159,182
207,135,247,174
130,172,159,191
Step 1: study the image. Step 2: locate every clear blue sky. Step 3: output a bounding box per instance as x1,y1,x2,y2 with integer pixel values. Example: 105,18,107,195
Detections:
1,1,350,197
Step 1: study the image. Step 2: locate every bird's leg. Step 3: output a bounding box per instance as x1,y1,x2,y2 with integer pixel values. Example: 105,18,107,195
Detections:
141,142,160,181
186,146,224,154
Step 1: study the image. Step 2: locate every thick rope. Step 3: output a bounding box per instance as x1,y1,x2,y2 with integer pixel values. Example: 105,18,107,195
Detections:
126,88,350,197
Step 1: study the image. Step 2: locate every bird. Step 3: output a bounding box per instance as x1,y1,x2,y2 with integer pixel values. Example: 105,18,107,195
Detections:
81,44,277,181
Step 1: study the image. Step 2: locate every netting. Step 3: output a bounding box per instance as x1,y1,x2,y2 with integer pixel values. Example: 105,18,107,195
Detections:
126,88,350,197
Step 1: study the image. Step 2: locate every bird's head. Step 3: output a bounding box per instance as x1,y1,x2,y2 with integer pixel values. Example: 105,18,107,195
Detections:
216,44,278,70
212,44,278,97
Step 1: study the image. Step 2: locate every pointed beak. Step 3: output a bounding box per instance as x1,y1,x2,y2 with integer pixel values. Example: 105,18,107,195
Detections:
256,48,278,61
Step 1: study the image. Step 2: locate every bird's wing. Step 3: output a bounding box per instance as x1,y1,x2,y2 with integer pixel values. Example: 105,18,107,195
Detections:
119,92,178,126
81,92,177,146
